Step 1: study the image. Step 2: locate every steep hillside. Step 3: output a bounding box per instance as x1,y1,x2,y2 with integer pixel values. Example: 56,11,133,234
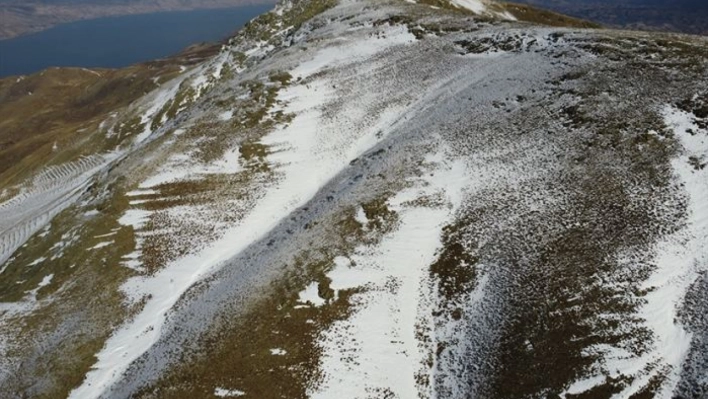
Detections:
0,0,706,398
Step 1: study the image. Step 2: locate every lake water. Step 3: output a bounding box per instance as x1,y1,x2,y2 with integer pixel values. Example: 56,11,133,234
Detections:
0,5,273,78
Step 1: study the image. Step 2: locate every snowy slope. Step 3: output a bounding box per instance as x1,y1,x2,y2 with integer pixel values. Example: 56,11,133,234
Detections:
1,0,707,398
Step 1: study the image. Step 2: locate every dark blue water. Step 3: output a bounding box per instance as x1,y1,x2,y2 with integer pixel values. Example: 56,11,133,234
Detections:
0,5,273,77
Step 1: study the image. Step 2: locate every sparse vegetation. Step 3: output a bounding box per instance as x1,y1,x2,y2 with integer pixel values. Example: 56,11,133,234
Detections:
135,194,400,398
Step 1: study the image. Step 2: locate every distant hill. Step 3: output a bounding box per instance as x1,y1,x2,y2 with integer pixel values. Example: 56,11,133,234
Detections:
510,0,708,35
0,0,275,39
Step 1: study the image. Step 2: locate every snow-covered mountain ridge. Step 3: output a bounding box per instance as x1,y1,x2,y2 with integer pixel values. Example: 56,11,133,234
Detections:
0,0,706,398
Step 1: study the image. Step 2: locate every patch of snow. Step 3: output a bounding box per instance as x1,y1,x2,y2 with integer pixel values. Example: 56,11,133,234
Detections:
354,206,368,226
27,257,46,267
212,63,224,80
219,110,234,121
121,251,144,273
291,24,415,79
126,189,159,197
37,274,53,288
562,375,607,397
129,64,209,146
310,150,468,398
450,0,486,14
197,148,242,175
38,226,51,238
24,273,54,300
118,209,152,230
600,106,708,398
450,0,516,20
270,348,287,356
214,387,246,397
138,147,241,189
498,10,518,21
326,256,371,295
89,241,113,250
298,282,326,307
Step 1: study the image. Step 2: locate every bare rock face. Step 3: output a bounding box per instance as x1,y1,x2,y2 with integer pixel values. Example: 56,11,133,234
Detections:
0,1,706,398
